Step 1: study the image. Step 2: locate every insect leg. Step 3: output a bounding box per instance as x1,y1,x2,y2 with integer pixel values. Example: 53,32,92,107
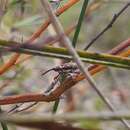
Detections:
44,74,60,94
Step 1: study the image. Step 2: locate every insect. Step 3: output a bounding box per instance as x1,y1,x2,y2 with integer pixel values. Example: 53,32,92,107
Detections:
42,63,80,94
7,63,80,114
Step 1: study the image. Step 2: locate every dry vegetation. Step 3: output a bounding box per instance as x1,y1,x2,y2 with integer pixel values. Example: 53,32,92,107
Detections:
0,0,130,130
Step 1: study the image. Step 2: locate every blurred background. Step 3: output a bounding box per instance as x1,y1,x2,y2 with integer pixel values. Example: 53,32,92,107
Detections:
0,0,130,130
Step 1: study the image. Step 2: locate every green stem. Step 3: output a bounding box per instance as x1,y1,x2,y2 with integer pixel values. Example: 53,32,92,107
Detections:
52,99,60,113
18,49,130,69
1,122,8,130
0,107,8,130
0,40,130,69
72,0,89,47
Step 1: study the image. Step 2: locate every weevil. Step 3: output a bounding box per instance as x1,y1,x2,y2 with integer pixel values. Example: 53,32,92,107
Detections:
42,63,80,94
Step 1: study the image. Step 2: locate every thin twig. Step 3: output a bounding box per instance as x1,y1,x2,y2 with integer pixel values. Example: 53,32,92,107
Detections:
84,2,130,50
12,102,38,113
3,111,130,121
7,104,23,113
103,0,130,4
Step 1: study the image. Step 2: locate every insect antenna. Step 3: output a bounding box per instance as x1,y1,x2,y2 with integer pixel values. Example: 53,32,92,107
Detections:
41,68,54,76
